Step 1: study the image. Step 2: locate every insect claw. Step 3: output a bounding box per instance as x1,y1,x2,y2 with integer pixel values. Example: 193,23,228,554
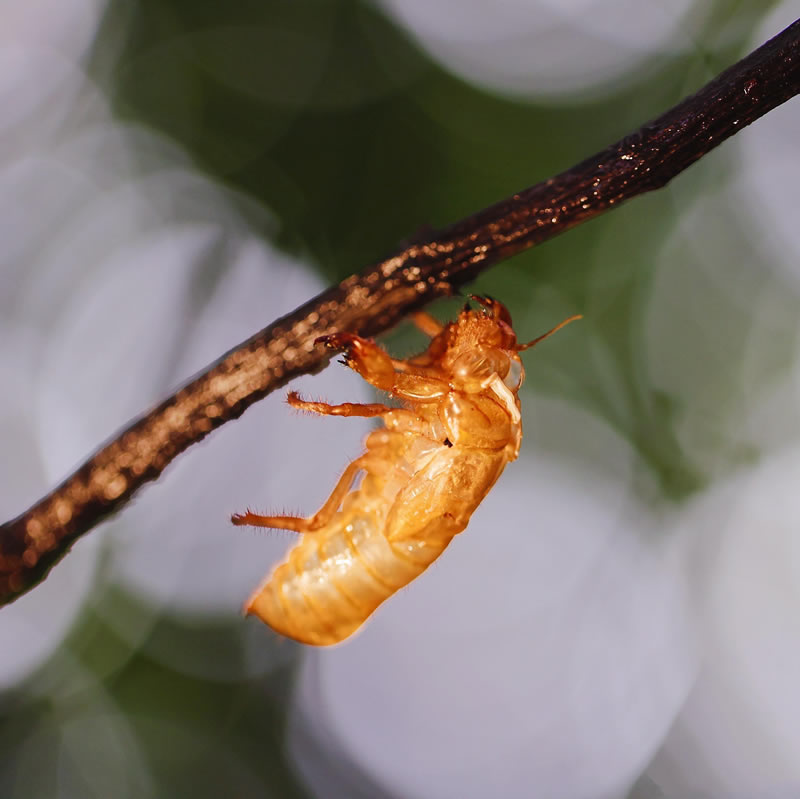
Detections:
467,295,513,324
468,294,490,312
316,333,356,354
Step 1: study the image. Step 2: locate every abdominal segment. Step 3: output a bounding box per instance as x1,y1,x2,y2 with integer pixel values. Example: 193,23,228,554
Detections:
246,511,451,646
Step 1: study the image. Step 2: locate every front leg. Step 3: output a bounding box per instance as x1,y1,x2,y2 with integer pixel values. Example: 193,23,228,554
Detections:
318,333,449,401
287,391,393,418
317,333,397,391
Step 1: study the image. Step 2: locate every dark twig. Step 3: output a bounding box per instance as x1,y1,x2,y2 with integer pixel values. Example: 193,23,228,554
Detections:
2,19,799,606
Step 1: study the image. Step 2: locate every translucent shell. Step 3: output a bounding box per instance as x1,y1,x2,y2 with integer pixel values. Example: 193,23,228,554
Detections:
232,298,580,646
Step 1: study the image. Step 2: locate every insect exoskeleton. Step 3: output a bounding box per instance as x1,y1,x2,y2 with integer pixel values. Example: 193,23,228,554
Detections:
232,296,580,646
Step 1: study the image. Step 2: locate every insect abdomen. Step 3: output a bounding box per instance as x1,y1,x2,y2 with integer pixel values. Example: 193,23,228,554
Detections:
246,511,450,646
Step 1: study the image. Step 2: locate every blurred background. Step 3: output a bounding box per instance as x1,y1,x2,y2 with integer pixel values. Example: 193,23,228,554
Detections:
1,1,800,797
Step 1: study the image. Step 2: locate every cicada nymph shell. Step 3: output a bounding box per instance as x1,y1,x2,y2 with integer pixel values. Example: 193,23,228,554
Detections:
232,297,580,645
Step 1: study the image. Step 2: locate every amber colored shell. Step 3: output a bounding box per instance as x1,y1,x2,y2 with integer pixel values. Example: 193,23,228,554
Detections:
232,297,578,645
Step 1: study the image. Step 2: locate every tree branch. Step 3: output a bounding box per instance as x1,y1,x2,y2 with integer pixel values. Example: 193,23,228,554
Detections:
2,19,799,606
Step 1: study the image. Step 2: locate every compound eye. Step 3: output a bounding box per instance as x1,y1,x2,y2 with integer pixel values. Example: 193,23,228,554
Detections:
503,357,523,390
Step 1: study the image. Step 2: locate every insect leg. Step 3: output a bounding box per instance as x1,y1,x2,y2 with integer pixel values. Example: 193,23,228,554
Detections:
231,456,368,532
287,391,393,418
316,333,396,390
317,332,450,400
388,373,450,401
409,311,443,337
388,311,446,373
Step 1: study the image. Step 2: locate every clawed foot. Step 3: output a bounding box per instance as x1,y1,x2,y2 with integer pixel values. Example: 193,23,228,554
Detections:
315,332,395,389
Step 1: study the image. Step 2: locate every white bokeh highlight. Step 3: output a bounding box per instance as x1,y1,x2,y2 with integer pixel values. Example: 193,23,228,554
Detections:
0,0,110,692
734,1,800,290
376,0,701,98
649,448,800,797
0,320,101,692
289,406,697,799
0,0,368,686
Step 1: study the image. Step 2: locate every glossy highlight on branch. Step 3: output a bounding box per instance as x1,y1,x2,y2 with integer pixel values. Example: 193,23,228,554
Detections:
1,18,799,606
